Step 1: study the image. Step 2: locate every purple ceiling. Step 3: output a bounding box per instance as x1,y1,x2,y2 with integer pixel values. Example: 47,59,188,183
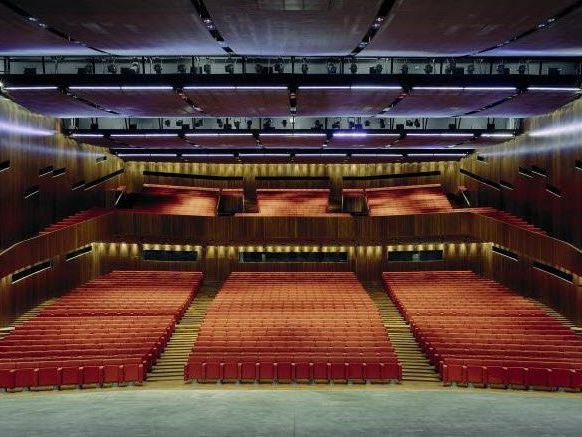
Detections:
388,88,517,118
7,0,223,55
183,88,290,117
6,87,579,118
296,88,403,116
72,88,198,117
204,0,382,55
363,0,576,57
0,3,94,55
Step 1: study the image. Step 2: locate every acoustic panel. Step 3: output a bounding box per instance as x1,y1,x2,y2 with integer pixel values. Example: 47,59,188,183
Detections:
297,87,403,116
183,88,290,116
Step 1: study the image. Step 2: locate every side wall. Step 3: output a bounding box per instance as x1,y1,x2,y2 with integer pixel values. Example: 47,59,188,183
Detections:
460,97,582,247
0,97,125,249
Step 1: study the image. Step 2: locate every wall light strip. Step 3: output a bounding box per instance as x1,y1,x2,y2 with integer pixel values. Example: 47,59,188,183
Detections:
407,133,474,138
69,86,174,91
407,153,468,157
71,133,104,138
528,87,581,92
184,133,253,137
0,121,54,137
480,133,515,138
299,86,401,91
413,86,517,92
183,86,287,90
181,154,234,158
260,133,327,137
116,153,177,158
5,86,58,91
111,134,178,138
529,122,582,137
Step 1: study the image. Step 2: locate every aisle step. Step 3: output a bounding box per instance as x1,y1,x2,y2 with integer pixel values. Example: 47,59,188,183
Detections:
366,282,441,384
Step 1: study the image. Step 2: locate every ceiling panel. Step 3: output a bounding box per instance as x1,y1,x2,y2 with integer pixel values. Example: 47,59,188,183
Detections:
259,133,328,148
0,3,94,55
6,89,111,117
328,134,400,148
363,0,575,57
205,0,382,55
391,135,477,148
486,7,582,57
388,88,517,118
12,0,222,55
297,87,403,116
71,88,198,117
109,135,191,148
183,133,258,148
477,90,580,117
183,88,290,117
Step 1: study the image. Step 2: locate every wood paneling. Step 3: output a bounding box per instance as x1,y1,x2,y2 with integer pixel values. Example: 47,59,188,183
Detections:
0,97,125,249
460,97,582,247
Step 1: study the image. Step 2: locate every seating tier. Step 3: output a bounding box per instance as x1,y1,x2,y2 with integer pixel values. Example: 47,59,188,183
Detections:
0,270,202,390
185,272,400,382
383,270,582,390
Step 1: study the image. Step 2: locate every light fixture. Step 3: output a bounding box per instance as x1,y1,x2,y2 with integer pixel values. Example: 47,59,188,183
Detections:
260,132,326,137
274,58,284,74
528,87,581,92
177,63,187,74
401,64,409,74
225,60,235,74
70,133,104,138
413,86,517,92
301,58,309,74
424,64,433,74
529,121,582,137
153,58,163,74
350,61,358,74
480,133,515,138
406,133,473,138
111,133,178,138
203,63,211,74
0,121,54,136
4,86,58,91
327,60,337,74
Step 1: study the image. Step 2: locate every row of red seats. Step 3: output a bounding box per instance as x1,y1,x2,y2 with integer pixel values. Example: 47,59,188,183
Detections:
123,184,220,216
0,270,202,391
345,184,453,216
236,190,349,217
185,272,401,383
383,270,582,391
39,208,112,235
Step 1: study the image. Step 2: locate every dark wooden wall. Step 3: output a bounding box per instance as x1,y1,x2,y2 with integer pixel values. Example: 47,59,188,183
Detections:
0,97,126,249
126,161,460,193
460,97,582,247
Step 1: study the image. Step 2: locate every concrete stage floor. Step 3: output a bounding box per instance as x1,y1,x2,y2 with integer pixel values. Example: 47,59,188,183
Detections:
2,386,582,436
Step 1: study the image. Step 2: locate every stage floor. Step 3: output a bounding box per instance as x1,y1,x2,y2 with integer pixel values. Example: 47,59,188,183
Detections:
2,387,582,436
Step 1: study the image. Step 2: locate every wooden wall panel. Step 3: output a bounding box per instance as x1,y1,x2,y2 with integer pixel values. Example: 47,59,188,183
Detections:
0,97,126,249
460,98,582,247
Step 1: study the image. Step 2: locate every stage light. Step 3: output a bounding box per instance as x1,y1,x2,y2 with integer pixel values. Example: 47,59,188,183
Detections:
225,61,235,74
401,64,409,74
424,64,433,74
414,119,421,128
130,59,140,74
153,59,163,74
327,61,337,74
274,59,284,74
497,64,508,74
203,63,211,74
106,63,117,74
301,58,309,74
217,118,223,128
518,64,527,75
332,121,341,129
177,63,187,74
467,64,475,74
246,120,253,129
379,119,386,129
350,61,358,74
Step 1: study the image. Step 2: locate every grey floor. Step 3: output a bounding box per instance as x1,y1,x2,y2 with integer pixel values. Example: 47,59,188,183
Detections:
1,389,582,436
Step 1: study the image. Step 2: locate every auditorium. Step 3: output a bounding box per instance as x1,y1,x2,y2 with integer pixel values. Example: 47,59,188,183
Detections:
1,1,582,435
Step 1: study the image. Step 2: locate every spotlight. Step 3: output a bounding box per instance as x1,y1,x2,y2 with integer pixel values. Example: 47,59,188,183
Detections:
370,63,383,74
234,121,241,129
301,58,309,74
274,58,284,74
518,64,527,75
255,63,264,74
401,64,409,74
414,119,421,128
497,64,509,75
348,120,355,129
332,121,340,129
445,60,456,74
350,61,358,74
225,60,235,74
153,58,163,74
467,64,475,74
379,119,386,129
282,120,288,128
263,118,273,129
177,63,187,74
364,120,371,127
405,120,413,127
327,60,337,74
195,119,204,128
106,63,117,74
217,118,223,128
424,64,433,74
246,120,253,129
203,63,211,74
130,58,140,74
314,120,323,130
164,120,171,127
